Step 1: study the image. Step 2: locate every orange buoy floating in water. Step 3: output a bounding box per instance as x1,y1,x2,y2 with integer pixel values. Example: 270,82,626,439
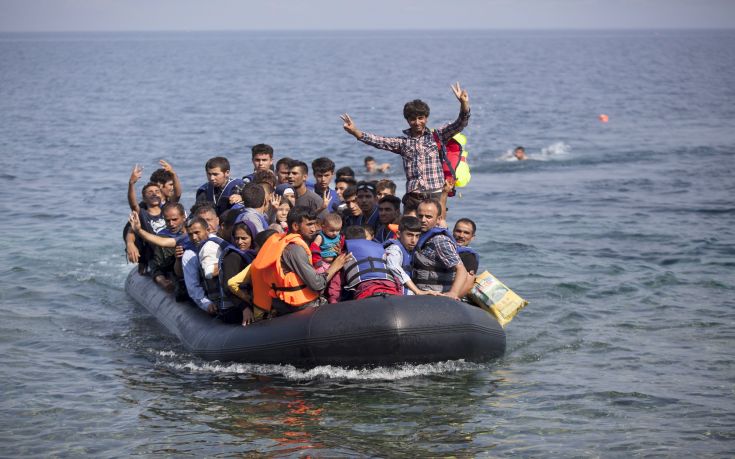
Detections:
598,114,609,123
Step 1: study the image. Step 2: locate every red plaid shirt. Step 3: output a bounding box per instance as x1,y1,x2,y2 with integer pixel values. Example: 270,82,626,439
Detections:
359,109,470,193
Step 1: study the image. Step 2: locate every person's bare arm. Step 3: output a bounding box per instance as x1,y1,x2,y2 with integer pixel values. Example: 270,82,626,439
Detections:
128,164,143,212
128,212,176,248
159,159,182,203
444,262,469,301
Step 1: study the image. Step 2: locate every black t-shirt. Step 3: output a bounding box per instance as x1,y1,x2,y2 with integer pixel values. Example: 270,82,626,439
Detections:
459,251,479,275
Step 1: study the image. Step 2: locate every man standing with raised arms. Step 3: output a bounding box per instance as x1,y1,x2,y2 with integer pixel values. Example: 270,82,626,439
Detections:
341,82,470,212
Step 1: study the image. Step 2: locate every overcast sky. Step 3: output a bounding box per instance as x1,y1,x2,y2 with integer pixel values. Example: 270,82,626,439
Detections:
1,0,734,32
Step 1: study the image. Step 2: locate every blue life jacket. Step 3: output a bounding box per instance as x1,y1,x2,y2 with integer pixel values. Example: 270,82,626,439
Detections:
456,245,480,267
343,239,393,290
196,178,244,216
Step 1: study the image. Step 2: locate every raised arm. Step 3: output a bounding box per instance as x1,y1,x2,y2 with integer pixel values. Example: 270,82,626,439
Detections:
127,164,143,212
159,159,182,203
128,212,176,248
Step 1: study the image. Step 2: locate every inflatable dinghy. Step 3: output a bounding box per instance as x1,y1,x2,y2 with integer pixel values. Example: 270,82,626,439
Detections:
125,269,506,367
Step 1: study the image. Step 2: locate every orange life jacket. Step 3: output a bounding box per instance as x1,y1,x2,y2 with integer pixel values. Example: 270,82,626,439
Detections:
250,233,319,311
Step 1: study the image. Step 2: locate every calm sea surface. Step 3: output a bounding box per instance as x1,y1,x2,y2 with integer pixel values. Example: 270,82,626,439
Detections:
1,30,733,457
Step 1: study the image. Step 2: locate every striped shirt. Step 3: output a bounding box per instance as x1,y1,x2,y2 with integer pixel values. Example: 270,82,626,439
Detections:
359,109,470,193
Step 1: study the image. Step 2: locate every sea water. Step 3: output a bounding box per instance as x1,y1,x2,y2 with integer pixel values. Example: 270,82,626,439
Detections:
1,30,733,456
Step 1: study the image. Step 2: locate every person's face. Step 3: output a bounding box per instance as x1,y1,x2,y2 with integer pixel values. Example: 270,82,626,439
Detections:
158,180,175,199
323,222,342,239
163,208,185,232
378,203,399,225
277,164,291,184
314,171,333,191
334,181,348,200
376,188,392,200
365,160,376,172
344,195,361,216
453,221,475,247
288,167,306,188
199,210,219,233
356,190,376,214
252,154,272,172
276,202,291,222
400,230,421,251
187,223,209,245
294,218,318,242
142,186,162,207
233,227,252,251
416,202,439,233
207,167,229,188
407,115,428,136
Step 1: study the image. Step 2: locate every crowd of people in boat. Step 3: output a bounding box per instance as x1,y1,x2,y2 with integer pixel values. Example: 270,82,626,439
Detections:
123,82,481,326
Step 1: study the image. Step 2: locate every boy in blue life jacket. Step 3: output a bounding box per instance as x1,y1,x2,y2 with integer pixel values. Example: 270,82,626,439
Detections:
384,216,440,296
326,225,402,303
195,156,244,217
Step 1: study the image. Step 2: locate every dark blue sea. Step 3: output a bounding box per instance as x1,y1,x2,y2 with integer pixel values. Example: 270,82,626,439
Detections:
1,30,734,457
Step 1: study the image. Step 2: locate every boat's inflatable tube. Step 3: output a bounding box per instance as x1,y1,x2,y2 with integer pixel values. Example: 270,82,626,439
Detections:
125,269,505,367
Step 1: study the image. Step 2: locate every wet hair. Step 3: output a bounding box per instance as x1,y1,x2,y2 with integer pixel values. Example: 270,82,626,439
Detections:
399,216,421,233
320,212,343,229
162,202,185,216
403,99,430,120
290,160,308,175
185,216,208,231
149,168,174,185
253,170,277,189
141,182,160,195
253,229,278,251
335,176,357,188
336,166,355,179
276,157,293,171
418,198,442,217
355,180,376,197
287,206,317,230
454,218,477,235
364,156,375,165
344,225,367,240
240,183,266,208
378,195,401,211
342,185,358,200
375,179,396,194
312,157,335,174
251,143,273,158
205,156,230,172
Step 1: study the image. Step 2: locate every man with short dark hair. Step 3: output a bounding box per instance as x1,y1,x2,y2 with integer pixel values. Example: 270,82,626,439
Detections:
341,83,470,212
412,199,468,300
288,160,323,213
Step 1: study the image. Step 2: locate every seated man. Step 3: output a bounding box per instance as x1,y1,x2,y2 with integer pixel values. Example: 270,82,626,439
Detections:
124,182,166,274
128,202,186,291
412,199,468,300
374,195,401,243
384,216,438,296
327,225,401,303
342,182,379,230
453,217,480,297
195,156,244,216
249,207,348,316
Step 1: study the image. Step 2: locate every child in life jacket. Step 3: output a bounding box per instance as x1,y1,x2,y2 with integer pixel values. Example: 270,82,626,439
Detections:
311,213,344,273
327,225,402,303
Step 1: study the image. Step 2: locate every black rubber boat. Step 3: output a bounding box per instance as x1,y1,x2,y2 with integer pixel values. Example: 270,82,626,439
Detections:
125,269,506,367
